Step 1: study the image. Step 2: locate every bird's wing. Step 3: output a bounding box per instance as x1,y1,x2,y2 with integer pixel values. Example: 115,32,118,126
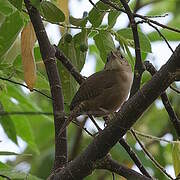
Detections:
70,70,118,110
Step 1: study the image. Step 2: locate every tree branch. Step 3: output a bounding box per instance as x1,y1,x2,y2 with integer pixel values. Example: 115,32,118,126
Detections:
137,20,174,53
100,0,180,34
144,61,180,138
119,138,152,178
53,43,180,179
24,0,67,169
95,155,152,180
0,111,53,116
131,130,173,180
54,45,84,85
0,76,52,100
69,117,88,160
120,0,145,96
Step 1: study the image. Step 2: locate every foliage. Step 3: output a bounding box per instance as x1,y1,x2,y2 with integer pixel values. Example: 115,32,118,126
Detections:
0,0,179,179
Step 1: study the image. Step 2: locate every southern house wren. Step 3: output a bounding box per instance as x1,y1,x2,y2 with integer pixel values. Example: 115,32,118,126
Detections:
59,50,133,135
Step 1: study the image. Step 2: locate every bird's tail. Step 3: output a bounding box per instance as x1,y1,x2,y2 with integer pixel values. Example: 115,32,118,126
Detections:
58,102,85,136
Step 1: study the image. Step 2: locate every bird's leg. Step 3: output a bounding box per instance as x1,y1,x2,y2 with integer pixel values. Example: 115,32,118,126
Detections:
103,116,111,127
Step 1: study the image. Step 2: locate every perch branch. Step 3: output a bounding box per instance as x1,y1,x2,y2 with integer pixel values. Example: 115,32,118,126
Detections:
95,155,152,180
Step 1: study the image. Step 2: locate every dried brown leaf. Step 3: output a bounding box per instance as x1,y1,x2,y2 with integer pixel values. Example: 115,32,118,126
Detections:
21,22,37,91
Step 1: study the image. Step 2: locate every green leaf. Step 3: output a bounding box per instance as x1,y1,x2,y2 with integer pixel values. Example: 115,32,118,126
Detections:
69,15,88,27
89,44,104,72
41,1,65,23
0,151,31,156
148,29,180,42
0,162,9,169
117,28,152,53
88,1,109,27
73,29,88,71
0,0,15,16
0,85,45,154
3,163,43,180
30,0,41,10
147,1,174,16
0,169,42,180
57,30,87,106
0,102,17,144
1,36,21,63
8,0,22,11
172,142,180,177
94,31,115,62
108,10,120,28
0,11,24,59
123,42,135,68
58,36,78,105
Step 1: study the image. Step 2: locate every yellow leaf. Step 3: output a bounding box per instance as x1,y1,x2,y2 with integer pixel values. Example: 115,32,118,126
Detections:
57,0,69,34
21,22,37,91
172,141,180,177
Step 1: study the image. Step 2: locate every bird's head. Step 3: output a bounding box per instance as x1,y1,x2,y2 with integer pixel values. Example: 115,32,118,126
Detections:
104,50,131,71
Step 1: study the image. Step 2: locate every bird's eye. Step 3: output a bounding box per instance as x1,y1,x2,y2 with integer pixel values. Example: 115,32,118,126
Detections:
120,54,123,58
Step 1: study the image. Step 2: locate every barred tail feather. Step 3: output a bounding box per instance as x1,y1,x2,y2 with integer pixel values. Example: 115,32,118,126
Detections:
58,103,85,136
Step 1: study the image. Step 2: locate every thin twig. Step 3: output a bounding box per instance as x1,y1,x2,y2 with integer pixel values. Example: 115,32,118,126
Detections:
89,0,98,9
119,138,152,178
112,172,115,180
88,114,102,132
120,0,145,97
72,120,93,137
70,117,88,160
100,0,180,34
131,129,174,180
170,85,180,94
0,111,53,116
138,20,174,53
132,130,180,144
144,13,169,18
88,0,110,12
0,174,11,180
0,76,52,100
54,45,84,84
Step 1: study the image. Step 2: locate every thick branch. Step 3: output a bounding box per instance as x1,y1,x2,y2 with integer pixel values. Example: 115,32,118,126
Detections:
96,155,152,180
53,44,180,179
144,61,180,138
24,0,67,169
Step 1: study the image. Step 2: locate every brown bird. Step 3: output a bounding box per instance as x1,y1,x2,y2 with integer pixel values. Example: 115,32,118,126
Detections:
59,50,133,135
